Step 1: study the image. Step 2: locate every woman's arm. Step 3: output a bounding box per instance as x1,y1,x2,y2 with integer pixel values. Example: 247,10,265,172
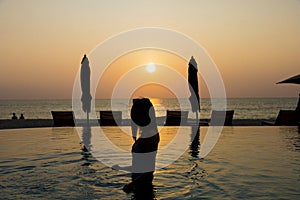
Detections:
131,120,138,141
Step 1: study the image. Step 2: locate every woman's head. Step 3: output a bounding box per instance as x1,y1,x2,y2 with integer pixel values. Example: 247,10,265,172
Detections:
131,98,156,127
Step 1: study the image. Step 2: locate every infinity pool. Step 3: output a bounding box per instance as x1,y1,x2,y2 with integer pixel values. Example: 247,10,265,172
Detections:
0,126,299,199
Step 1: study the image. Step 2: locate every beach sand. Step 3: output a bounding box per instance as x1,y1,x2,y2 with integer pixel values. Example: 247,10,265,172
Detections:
0,118,266,129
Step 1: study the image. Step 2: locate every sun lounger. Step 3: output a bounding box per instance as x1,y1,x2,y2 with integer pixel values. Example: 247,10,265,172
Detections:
164,110,188,126
262,110,298,126
51,111,75,127
210,110,234,126
99,111,122,126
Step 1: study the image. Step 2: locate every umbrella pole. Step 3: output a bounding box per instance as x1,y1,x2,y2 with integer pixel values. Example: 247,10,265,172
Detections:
296,94,300,124
296,93,300,112
87,112,89,125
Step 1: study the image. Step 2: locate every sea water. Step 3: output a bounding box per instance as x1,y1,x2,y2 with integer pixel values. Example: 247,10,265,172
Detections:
0,98,298,120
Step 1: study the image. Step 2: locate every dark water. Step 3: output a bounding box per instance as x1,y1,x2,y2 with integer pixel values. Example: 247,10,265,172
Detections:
0,126,299,199
0,98,298,120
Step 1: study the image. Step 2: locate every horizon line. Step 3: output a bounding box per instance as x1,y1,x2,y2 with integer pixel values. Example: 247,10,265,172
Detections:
0,96,298,101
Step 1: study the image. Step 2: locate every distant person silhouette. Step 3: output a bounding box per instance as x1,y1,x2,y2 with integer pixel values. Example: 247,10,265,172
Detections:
11,113,17,120
19,113,25,119
123,98,159,199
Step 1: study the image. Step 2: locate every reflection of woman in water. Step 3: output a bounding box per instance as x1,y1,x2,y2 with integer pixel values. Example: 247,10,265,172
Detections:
123,98,160,198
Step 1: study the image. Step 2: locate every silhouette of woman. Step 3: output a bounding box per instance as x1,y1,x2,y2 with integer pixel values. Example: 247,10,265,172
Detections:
123,98,159,198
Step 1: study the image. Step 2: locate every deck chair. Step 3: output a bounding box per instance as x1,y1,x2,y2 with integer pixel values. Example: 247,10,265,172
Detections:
99,111,122,126
210,110,234,126
164,110,188,126
262,110,298,126
51,111,75,127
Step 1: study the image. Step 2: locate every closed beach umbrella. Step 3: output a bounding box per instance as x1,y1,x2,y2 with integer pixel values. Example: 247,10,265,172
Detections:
277,74,300,113
80,54,92,121
188,56,200,120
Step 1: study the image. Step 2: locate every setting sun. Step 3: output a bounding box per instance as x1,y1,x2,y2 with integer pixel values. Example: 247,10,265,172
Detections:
146,63,156,73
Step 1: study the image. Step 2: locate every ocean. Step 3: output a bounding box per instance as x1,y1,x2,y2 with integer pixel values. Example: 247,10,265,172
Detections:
0,98,298,120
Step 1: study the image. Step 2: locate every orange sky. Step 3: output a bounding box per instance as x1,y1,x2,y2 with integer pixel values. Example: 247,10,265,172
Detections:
0,0,299,99
97,50,189,99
